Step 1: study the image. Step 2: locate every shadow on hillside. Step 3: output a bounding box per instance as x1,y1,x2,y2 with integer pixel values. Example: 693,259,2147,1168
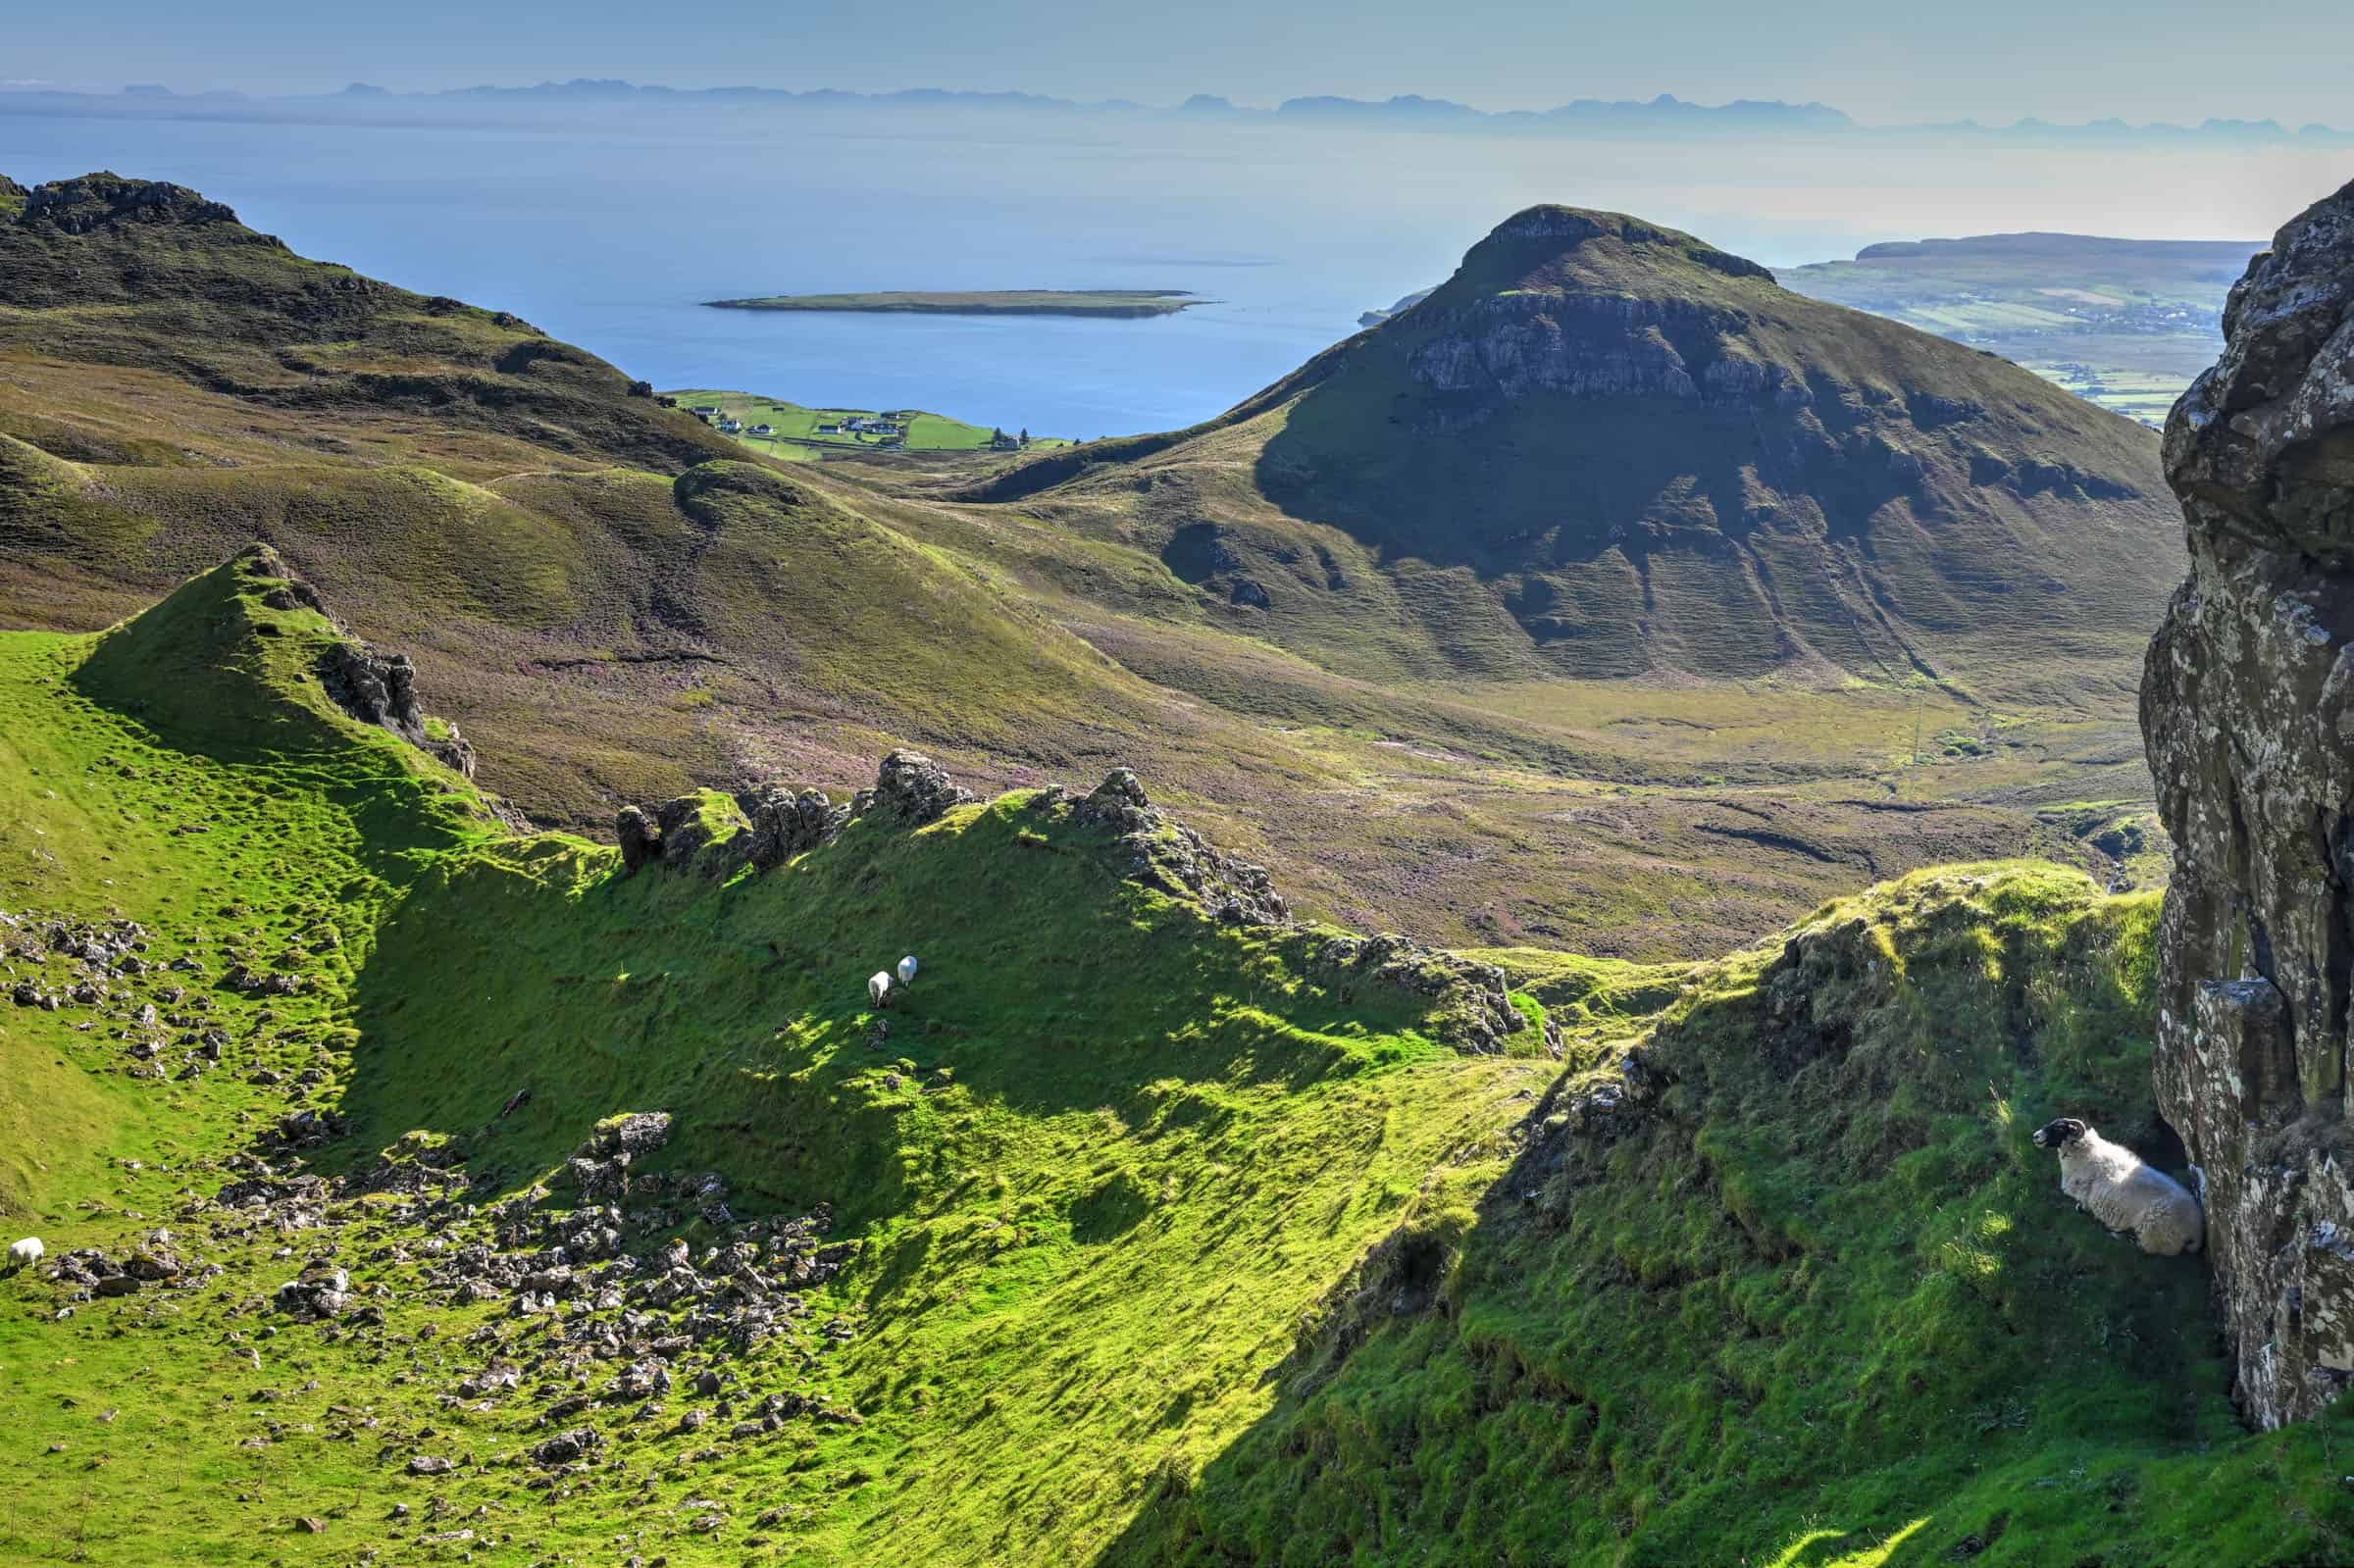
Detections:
332,797,1438,1229
1086,880,2244,1567
1254,372,1918,575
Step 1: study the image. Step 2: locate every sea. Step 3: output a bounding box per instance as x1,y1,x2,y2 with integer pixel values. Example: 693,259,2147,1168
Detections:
2,103,2342,439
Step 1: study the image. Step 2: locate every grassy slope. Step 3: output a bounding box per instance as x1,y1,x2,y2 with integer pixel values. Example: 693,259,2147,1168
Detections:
0,177,2175,961
1107,866,2354,1566
3,565,2342,1565
663,387,1071,451
0,556,1551,1565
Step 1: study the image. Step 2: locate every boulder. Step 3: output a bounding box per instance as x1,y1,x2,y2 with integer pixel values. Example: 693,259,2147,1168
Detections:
616,806,657,874
870,750,973,825
740,785,848,870
654,793,748,875
319,641,476,778
2142,176,2354,1428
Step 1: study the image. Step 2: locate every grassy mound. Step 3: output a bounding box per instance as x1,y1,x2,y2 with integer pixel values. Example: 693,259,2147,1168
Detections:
1105,865,2354,1566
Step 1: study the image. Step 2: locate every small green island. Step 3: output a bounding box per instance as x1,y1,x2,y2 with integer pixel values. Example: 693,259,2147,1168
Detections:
700,288,1202,319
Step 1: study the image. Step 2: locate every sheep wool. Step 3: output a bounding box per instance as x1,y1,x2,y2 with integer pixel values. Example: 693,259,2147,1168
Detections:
867,972,893,1009
897,955,919,987
2031,1118,2204,1256
7,1237,42,1270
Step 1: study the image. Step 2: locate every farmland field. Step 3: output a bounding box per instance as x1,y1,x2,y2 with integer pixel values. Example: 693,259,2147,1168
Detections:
664,388,1070,454
1779,231,2259,426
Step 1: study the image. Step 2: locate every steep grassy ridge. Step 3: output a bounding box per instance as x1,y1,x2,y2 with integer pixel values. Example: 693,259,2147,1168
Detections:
0,555,1550,1564
1108,867,2354,1566
1,560,2341,1565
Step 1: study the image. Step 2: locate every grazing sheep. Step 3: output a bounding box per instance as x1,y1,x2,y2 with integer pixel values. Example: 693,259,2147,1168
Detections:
2031,1118,2204,1256
897,954,919,987
7,1237,41,1273
867,971,893,1009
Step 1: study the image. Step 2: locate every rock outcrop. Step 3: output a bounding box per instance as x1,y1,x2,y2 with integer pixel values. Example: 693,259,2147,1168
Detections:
2142,177,2354,1428
246,544,476,780
870,749,974,825
739,785,850,870
320,642,477,778
15,172,246,233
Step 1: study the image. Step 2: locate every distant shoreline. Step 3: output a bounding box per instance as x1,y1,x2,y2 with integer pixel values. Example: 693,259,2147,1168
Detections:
701,289,1202,319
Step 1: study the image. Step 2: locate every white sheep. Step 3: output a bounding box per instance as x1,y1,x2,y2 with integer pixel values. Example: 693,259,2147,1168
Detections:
2031,1117,2204,1256
897,954,919,987
7,1237,42,1273
867,971,893,1009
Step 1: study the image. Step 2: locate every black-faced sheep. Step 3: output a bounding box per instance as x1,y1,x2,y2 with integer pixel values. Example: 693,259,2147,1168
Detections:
2031,1117,2203,1256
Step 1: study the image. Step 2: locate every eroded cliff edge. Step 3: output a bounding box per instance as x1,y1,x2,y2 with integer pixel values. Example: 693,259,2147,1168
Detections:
2144,177,2354,1427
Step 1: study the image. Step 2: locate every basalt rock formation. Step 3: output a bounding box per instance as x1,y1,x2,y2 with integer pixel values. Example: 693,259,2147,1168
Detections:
319,638,478,779
18,171,245,233
2143,177,2354,1428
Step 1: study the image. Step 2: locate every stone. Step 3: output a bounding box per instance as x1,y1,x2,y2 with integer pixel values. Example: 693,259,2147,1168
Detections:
530,1427,601,1465
2143,176,2354,1429
405,1454,454,1476
319,640,476,778
654,793,748,874
870,750,973,826
741,785,848,870
616,806,657,875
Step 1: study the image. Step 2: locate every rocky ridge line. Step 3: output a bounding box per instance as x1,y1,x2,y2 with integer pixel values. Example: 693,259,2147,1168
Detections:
616,753,1541,1056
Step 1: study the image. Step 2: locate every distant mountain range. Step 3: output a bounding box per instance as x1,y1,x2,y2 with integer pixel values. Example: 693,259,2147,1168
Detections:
1,77,2345,143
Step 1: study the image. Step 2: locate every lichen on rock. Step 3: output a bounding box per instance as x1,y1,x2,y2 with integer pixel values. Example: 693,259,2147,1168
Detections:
2143,176,2354,1428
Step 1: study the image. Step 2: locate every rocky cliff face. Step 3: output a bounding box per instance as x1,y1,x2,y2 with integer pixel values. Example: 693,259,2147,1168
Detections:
17,172,246,233
2143,177,2354,1428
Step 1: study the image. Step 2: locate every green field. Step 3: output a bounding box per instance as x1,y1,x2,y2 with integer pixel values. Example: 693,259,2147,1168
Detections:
1779,232,2259,427
664,388,1070,456
702,289,1200,318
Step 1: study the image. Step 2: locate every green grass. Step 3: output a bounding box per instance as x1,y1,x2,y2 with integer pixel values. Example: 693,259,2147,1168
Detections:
1,559,2345,1566
0,557,1548,1564
664,388,1071,452
1780,233,2255,429
1107,865,2354,1566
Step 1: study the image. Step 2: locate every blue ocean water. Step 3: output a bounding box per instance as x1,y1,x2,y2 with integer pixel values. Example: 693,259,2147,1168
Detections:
0,105,2331,437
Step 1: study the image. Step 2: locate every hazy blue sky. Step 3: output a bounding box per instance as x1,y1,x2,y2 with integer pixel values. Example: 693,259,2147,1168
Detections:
7,0,2351,126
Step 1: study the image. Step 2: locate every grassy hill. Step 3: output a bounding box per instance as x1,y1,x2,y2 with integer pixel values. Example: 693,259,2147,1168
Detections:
972,208,2180,705
0,555,2343,1566
0,173,2175,962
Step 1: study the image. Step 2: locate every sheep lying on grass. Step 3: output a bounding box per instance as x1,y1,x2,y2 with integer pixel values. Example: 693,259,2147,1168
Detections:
868,972,893,1009
2032,1117,2203,1256
7,1237,42,1273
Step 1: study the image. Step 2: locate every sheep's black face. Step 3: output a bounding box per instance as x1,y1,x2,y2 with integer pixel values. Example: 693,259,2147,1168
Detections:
2032,1117,2089,1150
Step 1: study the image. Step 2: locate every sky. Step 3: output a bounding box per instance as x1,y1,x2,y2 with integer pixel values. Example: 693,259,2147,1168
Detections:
6,0,2353,126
